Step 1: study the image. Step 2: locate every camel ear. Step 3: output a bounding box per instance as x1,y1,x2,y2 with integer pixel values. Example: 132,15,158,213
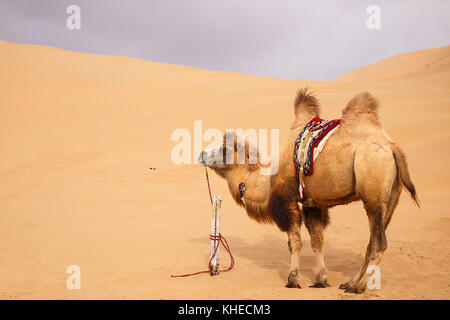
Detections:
223,130,235,144
246,140,260,165
223,130,236,151
223,130,245,151
222,130,236,163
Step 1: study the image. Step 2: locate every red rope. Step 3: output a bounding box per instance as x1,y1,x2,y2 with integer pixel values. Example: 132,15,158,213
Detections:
170,233,234,278
204,164,213,206
170,164,235,278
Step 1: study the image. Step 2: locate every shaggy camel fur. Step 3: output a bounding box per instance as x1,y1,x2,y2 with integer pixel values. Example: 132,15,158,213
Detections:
198,88,419,293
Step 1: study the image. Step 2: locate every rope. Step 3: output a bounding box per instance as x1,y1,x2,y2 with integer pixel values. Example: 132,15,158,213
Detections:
170,163,235,278
204,163,213,206
170,233,234,278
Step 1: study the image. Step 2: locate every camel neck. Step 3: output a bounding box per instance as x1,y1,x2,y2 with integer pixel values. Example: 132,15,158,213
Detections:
227,168,271,206
238,172,252,204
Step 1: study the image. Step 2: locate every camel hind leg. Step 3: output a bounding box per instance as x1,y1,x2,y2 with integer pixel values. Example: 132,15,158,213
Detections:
340,203,388,293
340,146,397,293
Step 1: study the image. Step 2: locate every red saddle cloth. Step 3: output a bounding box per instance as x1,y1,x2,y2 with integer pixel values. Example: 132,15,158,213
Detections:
293,117,341,177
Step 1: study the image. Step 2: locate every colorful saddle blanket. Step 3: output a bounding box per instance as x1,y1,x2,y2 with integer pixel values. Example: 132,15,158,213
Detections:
293,117,341,177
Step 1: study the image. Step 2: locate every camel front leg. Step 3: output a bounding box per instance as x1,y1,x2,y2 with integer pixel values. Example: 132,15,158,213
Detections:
268,185,304,289
286,219,303,288
304,206,330,288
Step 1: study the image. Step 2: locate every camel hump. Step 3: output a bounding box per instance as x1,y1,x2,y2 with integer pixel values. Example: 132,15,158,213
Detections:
342,92,379,118
391,143,421,207
293,87,320,118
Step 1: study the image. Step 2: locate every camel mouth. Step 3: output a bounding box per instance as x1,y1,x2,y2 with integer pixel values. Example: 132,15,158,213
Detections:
197,150,210,166
198,149,219,167
197,151,205,164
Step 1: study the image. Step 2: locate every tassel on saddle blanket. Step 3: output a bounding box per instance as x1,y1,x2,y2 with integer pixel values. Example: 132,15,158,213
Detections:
293,117,341,201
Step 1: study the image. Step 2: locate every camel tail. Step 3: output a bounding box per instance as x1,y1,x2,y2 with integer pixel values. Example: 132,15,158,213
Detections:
392,144,420,207
294,87,320,118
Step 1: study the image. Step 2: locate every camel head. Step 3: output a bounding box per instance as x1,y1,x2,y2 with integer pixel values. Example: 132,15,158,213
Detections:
198,130,260,178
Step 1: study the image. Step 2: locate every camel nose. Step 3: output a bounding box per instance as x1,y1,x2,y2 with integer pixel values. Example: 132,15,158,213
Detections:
198,150,207,164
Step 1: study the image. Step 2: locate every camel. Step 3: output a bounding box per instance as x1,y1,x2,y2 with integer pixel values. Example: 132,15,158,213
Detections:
198,88,419,293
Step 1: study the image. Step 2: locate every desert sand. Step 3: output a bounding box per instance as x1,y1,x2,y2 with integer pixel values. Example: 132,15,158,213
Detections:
0,40,449,299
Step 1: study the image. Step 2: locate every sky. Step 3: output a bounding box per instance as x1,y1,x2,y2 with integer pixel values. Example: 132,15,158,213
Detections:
0,0,449,80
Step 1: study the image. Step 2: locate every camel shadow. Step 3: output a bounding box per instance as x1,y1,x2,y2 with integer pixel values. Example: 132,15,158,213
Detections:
189,234,362,285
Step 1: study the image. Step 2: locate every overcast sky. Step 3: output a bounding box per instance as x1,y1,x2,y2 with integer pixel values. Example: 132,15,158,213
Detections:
0,0,449,80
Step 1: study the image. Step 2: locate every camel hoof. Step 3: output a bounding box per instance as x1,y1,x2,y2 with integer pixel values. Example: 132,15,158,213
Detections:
309,280,330,288
285,282,302,289
285,272,302,289
344,286,365,294
339,281,352,290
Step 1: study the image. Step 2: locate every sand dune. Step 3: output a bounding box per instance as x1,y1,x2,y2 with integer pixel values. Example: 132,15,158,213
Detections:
0,40,449,299
337,45,450,82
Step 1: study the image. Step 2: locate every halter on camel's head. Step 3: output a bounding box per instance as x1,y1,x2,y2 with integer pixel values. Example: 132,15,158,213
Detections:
198,130,264,205
198,130,261,176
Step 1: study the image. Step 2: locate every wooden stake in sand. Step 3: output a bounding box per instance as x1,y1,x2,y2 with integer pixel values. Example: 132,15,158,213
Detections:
209,195,222,275
171,193,233,278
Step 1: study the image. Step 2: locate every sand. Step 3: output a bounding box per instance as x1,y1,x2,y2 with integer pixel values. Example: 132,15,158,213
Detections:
0,40,449,299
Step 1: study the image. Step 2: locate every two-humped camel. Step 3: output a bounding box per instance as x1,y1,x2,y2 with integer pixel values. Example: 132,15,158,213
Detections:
198,88,419,293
